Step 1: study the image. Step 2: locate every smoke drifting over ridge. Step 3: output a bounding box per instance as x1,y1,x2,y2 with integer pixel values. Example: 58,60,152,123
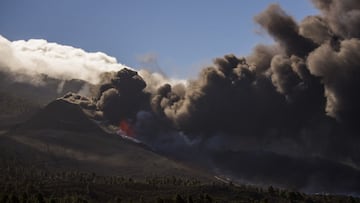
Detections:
0,35,185,99
0,35,130,85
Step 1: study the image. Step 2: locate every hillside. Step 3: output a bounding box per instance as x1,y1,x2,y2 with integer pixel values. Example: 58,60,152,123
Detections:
1,155,360,202
1,98,359,201
18,98,102,133
1,98,212,180
0,90,40,131
211,150,360,194
0,70,93,106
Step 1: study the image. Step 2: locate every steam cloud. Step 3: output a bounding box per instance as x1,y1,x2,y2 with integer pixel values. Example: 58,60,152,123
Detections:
0,35,130,85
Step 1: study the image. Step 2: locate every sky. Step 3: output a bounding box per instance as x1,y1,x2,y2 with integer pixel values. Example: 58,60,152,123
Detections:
0,0,318,78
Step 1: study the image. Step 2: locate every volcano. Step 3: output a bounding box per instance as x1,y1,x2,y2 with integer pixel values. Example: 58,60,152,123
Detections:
0,97,212,180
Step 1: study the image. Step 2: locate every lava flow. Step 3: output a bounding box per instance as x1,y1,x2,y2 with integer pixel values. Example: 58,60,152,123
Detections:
119,119,135,137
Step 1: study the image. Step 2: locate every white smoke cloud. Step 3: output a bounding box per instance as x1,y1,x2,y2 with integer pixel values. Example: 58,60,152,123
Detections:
0,35,131,84
138,69,188,93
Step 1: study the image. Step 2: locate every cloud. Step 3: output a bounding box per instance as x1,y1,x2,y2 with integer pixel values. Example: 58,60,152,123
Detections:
254,4,317,57
136,52,169,77
137,52,159,65
0,35,130,85
308,39,360,125
96,68,148,124
311,0,360,38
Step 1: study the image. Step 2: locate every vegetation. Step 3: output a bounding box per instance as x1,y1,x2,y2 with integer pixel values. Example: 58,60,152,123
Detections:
0,157,359,203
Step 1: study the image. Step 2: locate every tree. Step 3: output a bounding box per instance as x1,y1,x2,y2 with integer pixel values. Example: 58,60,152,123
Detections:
156,197,164,203
0,194,9,203
175,194,186,203
267,186,275,196
187,195,194,203
139,196,145,203
114,196,122,203
204,194,213,203
20,192,28,203
35,193,45,203
9,194,19,203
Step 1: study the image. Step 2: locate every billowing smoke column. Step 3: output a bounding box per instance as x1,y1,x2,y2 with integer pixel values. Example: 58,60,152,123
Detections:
96,68,148,124
150,53,326,136
254,4,317,57
143,3,325,137
92,0,360,169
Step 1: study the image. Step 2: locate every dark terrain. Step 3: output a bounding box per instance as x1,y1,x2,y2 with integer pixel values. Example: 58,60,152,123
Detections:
0,88,359,202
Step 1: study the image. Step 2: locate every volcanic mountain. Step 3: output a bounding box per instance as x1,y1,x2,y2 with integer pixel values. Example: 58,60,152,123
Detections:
0,97,212,180
3,95,360,194
18,97,102,132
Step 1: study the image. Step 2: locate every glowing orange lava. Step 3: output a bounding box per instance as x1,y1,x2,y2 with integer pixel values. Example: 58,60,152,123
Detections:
119,120,135,137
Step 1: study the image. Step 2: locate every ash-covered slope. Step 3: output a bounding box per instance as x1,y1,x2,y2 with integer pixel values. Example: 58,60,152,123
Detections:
0,98,212,181
19,97,102,133
0,90,40,130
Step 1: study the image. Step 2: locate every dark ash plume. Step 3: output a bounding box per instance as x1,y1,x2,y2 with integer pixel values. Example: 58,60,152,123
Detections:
148,51,326,138
54,3,360,192
132,2,360,192
96,68,148,124
299,15,332,45
246,44,281,73
307,39,360,126
311,0,360,38
254,4,317,57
